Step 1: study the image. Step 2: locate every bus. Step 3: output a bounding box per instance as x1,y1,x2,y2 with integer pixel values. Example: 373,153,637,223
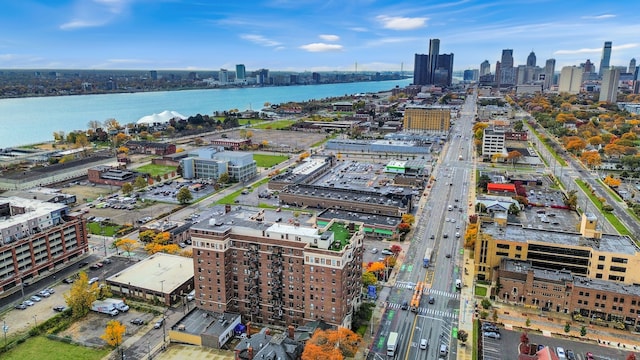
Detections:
410,282,425,312
423,247,433,268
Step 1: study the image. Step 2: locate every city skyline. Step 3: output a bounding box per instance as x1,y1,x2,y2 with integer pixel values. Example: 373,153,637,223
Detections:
0,1,639,72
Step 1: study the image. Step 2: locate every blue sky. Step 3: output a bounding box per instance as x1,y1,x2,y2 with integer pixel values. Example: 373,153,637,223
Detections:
0,0,639,73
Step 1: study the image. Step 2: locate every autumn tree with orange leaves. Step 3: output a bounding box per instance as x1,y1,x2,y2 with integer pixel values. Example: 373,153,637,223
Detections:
580,151,601,169
101,320,126,348
603,175,621,188
302,327,361,360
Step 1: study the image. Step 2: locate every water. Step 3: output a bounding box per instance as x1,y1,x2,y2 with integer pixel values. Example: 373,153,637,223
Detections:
0,79,411,148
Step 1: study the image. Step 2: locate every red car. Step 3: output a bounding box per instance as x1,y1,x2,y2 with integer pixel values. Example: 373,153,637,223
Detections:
585,352,594,360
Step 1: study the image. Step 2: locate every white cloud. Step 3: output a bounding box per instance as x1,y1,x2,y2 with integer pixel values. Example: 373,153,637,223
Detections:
581,14,616,20
60,19,108,30
376,15,428,30
319,34,340,42
299,43,343,52
349,27,368,32
240,34,282,47
554,43,639,55
60,0,130,30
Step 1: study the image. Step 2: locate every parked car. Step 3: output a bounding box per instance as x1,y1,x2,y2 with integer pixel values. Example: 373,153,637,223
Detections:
38,290,51,297
556,347,566,359
130,318,145,325
45,288,55,294
53,305,67,312
483,332,501,339
63,277,75,284
585,352,594,360
15,303,27,310
89,264,100,270
23,300,34,306
102,258,112,264
30,295,42,302
154,319,164,329
88,277,100,285
566,349,576,360
370,248,378,254
381,249,394,256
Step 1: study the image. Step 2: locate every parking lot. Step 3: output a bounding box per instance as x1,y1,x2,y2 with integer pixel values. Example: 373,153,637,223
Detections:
480,321,635,360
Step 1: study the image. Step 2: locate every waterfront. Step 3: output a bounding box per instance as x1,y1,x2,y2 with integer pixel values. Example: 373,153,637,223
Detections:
0,79,410,148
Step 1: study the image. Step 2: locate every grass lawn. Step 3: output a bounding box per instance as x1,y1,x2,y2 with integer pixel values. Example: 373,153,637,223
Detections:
575,179,631,236
239,119,265,126
87,222,120,236
253,154,289,168
3,336,110,360
135,164,177,177
252,119,297,130
475,285,488,297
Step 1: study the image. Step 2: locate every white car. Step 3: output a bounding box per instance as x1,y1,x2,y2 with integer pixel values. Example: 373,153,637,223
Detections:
556,347,566,359
370,248,378,254
24,300,35,306
88,277,100,285
30,295,42,302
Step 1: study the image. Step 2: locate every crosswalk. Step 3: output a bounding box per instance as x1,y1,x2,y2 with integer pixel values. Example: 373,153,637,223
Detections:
386,302,458,319
395,282,460,300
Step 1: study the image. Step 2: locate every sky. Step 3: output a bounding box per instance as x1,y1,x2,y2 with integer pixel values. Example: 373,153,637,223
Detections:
1,0,640,73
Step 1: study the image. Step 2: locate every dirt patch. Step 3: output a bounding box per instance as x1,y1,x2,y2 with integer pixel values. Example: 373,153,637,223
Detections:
216,129,327,153
61,184,113,204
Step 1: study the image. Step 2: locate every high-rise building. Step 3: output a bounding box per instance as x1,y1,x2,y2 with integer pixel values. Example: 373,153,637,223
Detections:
599,41,612,77
413,54,429,85
435,53,454,86
582,59,595,74
499,49,515,87
403,106,451,132
463,69,479,82
599,67,620,103
190,206,364,328
558,66,583,94
629,58,636,74
218,69,229,84
149,70,158,81
235,64,246,82
526,51,536,67
480,60,491,76
428,38,440,84
543,59,556,90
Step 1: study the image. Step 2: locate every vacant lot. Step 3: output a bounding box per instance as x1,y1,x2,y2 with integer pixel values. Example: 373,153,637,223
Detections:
136,164,177,177
251,119,296,130
3,336,109,360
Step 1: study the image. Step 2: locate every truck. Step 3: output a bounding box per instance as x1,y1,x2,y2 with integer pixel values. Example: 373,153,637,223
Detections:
103,298,129,312
387,331,399,357
458,154,463,160
423,247,433,268
91,300,119,316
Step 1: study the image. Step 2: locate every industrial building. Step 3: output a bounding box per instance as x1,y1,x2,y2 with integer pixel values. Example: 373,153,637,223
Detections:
402,106,451,133
180,148,257,183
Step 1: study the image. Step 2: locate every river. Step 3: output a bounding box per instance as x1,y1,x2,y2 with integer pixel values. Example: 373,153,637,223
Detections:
0,79,411,148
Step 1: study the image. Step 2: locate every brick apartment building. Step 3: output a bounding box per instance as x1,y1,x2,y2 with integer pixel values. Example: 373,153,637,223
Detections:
0,196,89,294
189,206,364,328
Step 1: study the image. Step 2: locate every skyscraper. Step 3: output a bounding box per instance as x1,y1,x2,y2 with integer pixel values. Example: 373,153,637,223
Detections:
526,51,536,67
599,41,612,77
480,60,491,76
558,66,583,94
499,49,515,87
629,58,636,74
435,53,454,86
235,64,246,82
599,67,620,102
428,39,440,84
543,59,555,90
413,54,429,85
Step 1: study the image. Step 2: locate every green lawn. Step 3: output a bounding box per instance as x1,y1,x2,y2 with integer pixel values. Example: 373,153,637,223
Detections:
575,179,631,236
253,154,289,168
252,119,297,130
239,119,266,126
3,336,110,360
475,285,488,297
135,164,177,177
87,222,120,236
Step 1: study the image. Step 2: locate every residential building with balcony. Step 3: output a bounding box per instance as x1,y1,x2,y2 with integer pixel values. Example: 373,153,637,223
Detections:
189,205,364,328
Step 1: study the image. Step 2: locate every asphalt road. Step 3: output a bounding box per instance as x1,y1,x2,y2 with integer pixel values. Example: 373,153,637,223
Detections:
370,93,476,360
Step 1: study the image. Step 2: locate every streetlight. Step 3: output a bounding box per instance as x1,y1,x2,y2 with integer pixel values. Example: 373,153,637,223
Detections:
33,315,37,327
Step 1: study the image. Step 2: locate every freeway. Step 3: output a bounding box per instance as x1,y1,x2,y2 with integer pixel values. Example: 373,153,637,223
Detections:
371,91,476,360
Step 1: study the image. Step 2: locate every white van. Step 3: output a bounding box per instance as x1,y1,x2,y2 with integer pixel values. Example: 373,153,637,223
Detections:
420,339,428,350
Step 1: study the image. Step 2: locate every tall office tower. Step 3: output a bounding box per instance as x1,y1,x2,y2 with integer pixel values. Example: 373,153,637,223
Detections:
218,69,228,84
499,49,515,87
480,60,491,76
427,38,440,84
495,61,501,87
582,59,595,73
463,69,479,81
543,59,556,90
558,66,583,94
599,67,620,102
526,51,536,67
256,69,269,85
235,64,246,81
413,53,430,85
435,53,454,86
629,58,636,74
599,41,612,77
149,70,158,81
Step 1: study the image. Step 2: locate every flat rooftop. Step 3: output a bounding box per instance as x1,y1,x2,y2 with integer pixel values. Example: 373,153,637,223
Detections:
482,222,638,255
0,196,66,229
107,253,194,293
172,308,239,336
190,206,313,234
317,208,401,228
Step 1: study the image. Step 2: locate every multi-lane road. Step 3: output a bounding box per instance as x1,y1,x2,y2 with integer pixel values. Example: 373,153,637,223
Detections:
371,91,476,360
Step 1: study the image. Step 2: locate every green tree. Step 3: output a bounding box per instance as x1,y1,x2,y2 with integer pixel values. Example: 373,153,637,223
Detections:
580,325,587,337
564,190,578,210
481,298,492,309
362,272,377,287
63,272,98,319
218,172,230,184
133,176,147,189
457,329,468,343
492,310,499,322
478,174,491,192
564,322,571,333
176,187,193,204
525,318,531,327
121,183,133,196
